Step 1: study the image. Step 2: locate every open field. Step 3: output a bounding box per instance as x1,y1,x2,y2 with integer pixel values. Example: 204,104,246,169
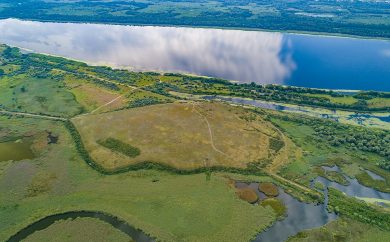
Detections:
21,217,132,242
0,116,276,242
72,102,290,171
288,218,390,242
1,44,389,241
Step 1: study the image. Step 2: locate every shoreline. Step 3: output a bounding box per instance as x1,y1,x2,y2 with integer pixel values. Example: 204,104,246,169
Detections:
4,43,389,94
1,17,390,42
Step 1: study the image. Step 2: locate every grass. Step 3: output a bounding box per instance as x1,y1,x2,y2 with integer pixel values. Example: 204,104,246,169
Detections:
21,217,132,242
313,181,324,191
260,198,286,218
68,83,126,113
0,116,277,242
98,138,141,158
314,167,349,186
72,102,288,171
304,94,358,105
258,182,279,197
0,75,83,118
236,187,259,204
270,113,387,189
367,98,390,108
288,218,390,242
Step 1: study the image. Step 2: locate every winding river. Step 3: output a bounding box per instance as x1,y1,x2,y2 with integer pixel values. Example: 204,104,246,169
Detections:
6,211,153,242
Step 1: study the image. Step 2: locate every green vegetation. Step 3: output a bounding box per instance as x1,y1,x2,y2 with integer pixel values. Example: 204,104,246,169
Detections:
313,181,324,191
327,188,390,230
288,218,390,242
1,45,389,115
355,170,390,193
0,44,389,242
0,0,390,38
314,167,349,186
258,182,279,197
98,138,141,158
268,109,390,188
0,117,276,242
22,217,132,242
260,198,286,218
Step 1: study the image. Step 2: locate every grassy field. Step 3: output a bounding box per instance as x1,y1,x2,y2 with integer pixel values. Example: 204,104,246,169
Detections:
267,111,390,189
0,75,83,117
367,98,390,109
22,217,132,242
72,102,290,171
288,218,390,242
0,116,276,242
304,93,358,105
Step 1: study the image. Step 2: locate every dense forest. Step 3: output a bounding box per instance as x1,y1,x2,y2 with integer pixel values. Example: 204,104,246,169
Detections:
0,0,389,38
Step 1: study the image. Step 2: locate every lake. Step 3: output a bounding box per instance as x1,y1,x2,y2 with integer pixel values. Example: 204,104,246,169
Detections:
0,18,389,91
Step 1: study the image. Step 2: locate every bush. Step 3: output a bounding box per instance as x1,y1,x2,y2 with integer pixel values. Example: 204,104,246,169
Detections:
98,138,140,158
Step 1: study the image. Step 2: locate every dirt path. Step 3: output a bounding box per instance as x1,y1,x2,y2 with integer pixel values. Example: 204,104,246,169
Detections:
191,103,228,157
90,95,123,114
0,110,67,121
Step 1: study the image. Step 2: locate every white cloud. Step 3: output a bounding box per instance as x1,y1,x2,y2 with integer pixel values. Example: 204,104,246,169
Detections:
0,18,296,84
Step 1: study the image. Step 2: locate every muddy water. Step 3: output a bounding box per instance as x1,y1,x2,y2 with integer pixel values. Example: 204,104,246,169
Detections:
0,140,34,162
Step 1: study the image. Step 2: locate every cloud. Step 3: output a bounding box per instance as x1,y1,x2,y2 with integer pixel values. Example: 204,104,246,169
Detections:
0,18,296,84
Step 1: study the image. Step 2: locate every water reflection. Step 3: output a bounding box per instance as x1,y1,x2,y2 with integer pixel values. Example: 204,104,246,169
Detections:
1,18,390,91
0,18,295,84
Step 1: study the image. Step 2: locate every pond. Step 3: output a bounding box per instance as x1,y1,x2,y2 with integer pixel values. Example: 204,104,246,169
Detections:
6,211,153,242
0,140,35,162
235,182,337,242
1,18,390,91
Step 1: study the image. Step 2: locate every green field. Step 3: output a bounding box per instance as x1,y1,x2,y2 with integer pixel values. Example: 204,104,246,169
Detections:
288,218,390,242
1,44,389,241
0,116,276,242
22,217,132,242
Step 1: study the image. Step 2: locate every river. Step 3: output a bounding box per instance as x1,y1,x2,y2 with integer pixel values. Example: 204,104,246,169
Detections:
0,18,389,91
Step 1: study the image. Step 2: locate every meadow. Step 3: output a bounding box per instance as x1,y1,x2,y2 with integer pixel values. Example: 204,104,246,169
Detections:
72,102,289,171
0,44,389,241
20,217,132,242
0,116,277,242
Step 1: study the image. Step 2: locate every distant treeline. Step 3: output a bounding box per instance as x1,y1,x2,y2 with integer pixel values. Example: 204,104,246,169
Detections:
0,0,389,39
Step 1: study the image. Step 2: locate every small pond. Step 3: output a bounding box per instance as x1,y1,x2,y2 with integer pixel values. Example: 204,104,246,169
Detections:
7,211,153,242
0,140,35,162
235,182,337,242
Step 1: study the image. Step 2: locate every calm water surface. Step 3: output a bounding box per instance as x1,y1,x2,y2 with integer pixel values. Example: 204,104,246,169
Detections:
235,182,337,242
0,19,389,91
0,140,34,162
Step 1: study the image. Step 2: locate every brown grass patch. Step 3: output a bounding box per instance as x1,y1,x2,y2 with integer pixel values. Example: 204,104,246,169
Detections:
236,188,258,204
70,84,126,112
259,182,279,197
72,102,290,171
